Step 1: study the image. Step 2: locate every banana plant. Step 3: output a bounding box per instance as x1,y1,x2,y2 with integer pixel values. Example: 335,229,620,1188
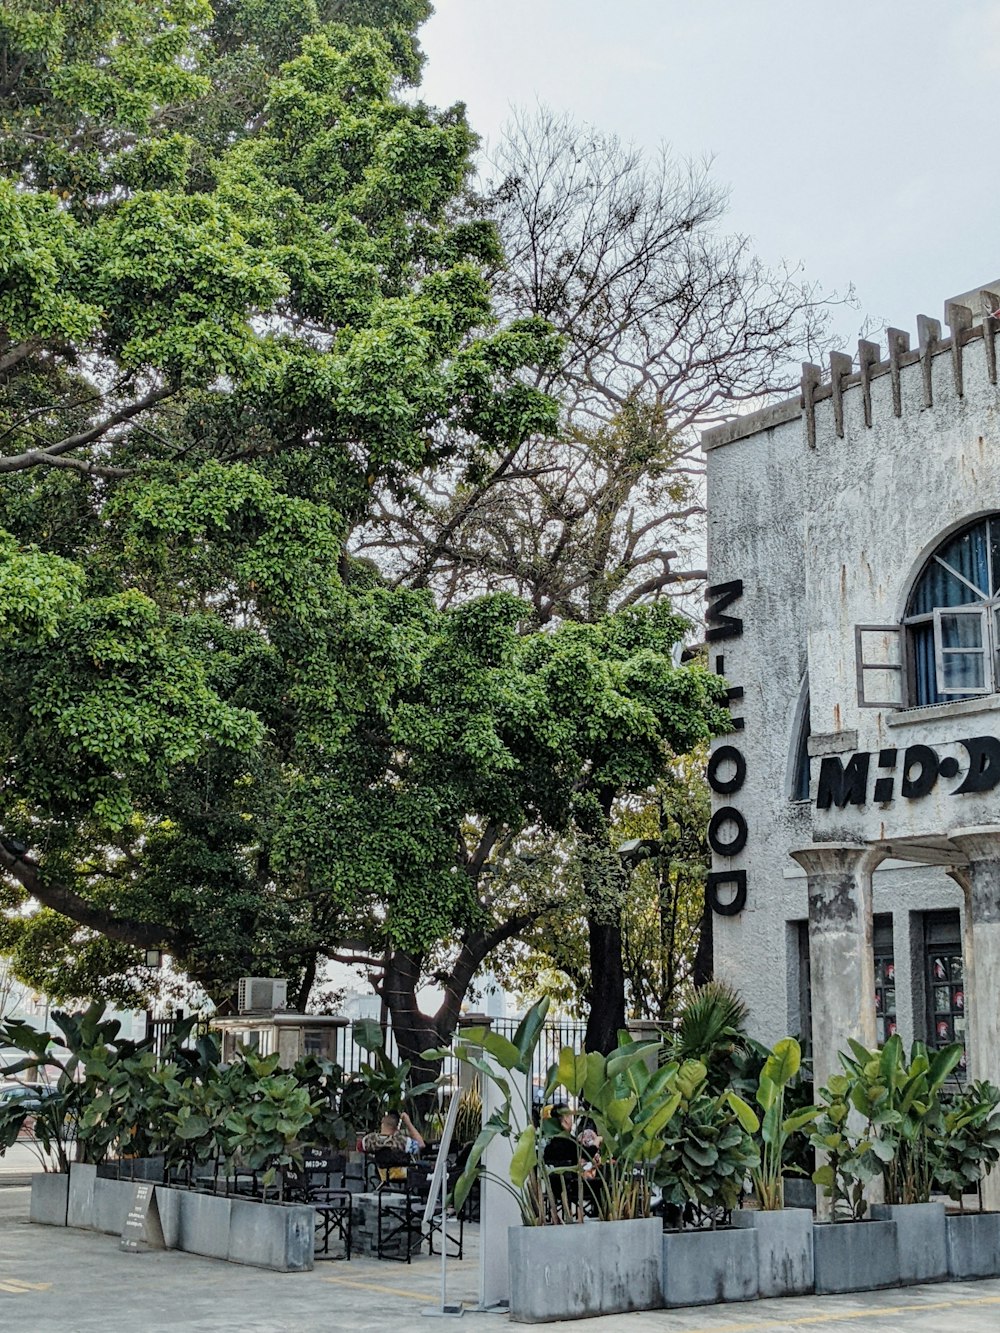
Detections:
551,1039,688,1220
429,995,555,1224
750,1037,818,1209
437,998,699,1224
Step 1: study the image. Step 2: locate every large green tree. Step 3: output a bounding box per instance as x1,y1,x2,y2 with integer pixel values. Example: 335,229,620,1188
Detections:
0,2,730,1069
0,2,557,1002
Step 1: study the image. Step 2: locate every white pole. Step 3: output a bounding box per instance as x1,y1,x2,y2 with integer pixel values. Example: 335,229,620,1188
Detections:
422,1089,463,1318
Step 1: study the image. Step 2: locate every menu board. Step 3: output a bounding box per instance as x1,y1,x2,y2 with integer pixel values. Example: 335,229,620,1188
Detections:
120,1182,165,1252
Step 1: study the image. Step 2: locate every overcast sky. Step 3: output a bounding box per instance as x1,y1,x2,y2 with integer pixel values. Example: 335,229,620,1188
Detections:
419,1,1000,353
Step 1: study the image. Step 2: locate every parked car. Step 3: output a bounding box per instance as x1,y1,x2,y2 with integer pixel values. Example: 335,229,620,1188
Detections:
0,1082,51,1113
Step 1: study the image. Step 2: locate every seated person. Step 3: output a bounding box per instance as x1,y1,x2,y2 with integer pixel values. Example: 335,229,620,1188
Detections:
362,1110,425,1182
542,1104,578,1170
544,1105,605,1218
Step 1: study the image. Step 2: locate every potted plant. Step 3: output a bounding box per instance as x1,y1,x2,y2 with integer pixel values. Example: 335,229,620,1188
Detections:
934,1079,1000,1280
808,1071,899,1294
442,997,671,1322
841,1035,957,1285
656,1061,761,1306
732,1036,817,1297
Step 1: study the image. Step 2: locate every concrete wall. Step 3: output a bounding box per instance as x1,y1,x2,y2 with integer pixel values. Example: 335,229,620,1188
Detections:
704,294,1000,1049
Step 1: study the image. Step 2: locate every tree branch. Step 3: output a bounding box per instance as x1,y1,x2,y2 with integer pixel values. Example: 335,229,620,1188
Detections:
0,384,175,475
0,842,179,953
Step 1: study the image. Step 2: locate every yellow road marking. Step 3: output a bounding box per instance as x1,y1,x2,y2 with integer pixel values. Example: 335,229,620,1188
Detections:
676,1292,1000,1333
320,1274,436,1303
0,1277,51,1294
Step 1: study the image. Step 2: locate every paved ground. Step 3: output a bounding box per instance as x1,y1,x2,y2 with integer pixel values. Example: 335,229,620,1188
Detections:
2,1175,1000,1331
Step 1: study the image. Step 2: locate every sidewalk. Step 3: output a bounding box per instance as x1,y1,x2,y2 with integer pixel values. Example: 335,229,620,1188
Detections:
1,1183,1000,1331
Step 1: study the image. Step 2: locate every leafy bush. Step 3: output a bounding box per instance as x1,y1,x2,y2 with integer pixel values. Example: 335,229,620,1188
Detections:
655,1060,759,1228
809,1072,883,1221
836,1035,961,1205
929,1080,1000,1210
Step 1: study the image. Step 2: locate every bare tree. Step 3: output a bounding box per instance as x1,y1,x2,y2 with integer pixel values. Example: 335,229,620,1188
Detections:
355,109,848,1052
358,107,843,621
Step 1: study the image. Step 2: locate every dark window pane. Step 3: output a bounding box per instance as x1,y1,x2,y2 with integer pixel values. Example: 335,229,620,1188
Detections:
940,613,984,649
941,651,986,691
910,561,981,615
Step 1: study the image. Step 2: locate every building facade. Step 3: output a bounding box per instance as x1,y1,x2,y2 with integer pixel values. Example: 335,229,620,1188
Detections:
704,285,1000,1204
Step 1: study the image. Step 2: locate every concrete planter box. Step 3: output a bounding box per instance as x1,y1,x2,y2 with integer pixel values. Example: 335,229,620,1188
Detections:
67,1162,97,1229
782,1178,816,1210
228,1198,315,1272
945,1211,1000,1279
176,1189,232,1261
92,1177,137,1236
98,1156,165,1182
813,1220,899,1294
662,1227,758,1307
508,1218,663,1323
871,1202,947,1284
29,1172,69,1227
733,1208,814,1297
31,1173,314,1273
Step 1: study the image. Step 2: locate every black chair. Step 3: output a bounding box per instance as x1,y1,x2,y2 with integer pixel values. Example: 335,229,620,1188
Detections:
415,1156,467,1260
370,1148,423,1262
284,1150,353,1260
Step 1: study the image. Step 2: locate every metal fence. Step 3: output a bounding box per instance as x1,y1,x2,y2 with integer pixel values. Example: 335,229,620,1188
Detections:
145,1008,588,1087
333,1013,588,1087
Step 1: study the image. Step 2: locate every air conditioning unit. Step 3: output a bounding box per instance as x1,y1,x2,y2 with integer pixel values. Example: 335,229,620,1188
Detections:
237,977,288,1014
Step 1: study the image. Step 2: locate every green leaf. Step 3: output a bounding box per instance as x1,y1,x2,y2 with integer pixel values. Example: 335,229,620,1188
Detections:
762,1037,800,1088
512,998,549,1069
509,1126,537,1188
725,1091,760,1134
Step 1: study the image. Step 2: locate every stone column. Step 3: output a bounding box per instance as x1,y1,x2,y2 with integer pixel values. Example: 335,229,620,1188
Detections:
789,843,880,1097
947,827,1000,1211
790,843,881,1219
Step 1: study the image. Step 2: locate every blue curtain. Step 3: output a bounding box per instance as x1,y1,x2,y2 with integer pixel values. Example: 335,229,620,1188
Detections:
908,518,992,704
912,623,940,705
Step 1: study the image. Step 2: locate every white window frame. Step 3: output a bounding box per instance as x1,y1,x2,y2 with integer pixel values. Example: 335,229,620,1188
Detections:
933,605,991,696
855,624,904,707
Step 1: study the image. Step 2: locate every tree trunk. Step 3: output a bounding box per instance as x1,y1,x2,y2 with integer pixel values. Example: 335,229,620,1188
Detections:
584,916,627,1053
381,949,451,1095
692,890,713,987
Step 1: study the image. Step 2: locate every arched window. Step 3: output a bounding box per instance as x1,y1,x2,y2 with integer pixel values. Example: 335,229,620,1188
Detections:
905,516,1000,705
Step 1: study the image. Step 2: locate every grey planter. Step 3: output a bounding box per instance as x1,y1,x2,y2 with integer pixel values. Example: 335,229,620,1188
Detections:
662,1227,758,1307
67,1162,97,1229
813,1220,899,1294
733,1208,814,1297
29,1172,68,1227
508,1218,663,1323
871,1202,947,1284
782,1178,816,1210
176,1189,232,1261
155,1185,180,1249
228,1198,315,1272
92,1177,137,1236
945,1211,1000,1280
98,1156,165,1182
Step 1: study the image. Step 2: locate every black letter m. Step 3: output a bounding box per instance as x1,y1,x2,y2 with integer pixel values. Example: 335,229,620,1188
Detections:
816,753,871,809
706,579,744,642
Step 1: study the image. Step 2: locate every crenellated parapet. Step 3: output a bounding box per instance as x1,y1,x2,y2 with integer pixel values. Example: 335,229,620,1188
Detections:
703,284,1000,452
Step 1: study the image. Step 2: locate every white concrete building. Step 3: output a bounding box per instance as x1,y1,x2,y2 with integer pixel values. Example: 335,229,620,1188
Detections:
704,284,1000,1203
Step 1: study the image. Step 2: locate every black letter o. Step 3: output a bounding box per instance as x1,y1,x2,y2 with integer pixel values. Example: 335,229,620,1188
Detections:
707,745,747,795
708,807,748,856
